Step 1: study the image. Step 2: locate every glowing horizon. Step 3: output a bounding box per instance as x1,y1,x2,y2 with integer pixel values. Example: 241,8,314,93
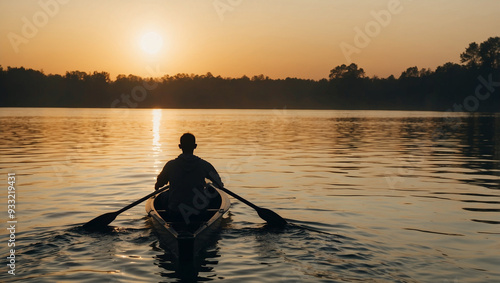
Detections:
1,0,499,80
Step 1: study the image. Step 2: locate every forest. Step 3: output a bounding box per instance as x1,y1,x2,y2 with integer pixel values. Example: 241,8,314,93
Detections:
1,37,499,112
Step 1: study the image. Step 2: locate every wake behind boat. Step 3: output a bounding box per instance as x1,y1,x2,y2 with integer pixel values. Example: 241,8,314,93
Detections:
146,183,231,261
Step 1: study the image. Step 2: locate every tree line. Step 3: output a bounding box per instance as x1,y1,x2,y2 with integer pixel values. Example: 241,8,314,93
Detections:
0,37,499,111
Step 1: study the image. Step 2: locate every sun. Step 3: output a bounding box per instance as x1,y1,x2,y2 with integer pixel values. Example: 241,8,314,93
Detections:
140,31,163,55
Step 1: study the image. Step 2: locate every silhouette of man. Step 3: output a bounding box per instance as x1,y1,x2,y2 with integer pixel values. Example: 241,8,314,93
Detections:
154,133,224,222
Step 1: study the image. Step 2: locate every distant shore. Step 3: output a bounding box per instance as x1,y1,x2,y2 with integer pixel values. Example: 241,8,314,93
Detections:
1,66,498,112
1,37,499,112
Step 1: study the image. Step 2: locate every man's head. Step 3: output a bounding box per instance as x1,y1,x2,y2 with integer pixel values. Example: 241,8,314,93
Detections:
179,133,197,153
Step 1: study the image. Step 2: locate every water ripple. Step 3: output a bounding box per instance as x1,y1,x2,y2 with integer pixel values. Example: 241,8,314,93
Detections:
1,109,499,282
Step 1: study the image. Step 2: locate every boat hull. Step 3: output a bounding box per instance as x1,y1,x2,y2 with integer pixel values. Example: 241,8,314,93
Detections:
146,183,230,260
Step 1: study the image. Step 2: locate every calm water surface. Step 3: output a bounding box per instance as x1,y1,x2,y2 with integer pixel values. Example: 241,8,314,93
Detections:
0,108,499,282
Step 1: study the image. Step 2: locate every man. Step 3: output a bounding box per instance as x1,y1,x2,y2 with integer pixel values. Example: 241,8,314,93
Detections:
154,133,224,223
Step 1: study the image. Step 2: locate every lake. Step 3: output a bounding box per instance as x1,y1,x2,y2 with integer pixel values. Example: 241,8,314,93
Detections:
0,108,499,282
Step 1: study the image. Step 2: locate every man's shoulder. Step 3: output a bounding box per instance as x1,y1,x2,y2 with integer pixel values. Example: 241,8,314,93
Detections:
164,158,180,167
188,154,210,164
199,158,215,169
165,154,214,169
166,154,206,165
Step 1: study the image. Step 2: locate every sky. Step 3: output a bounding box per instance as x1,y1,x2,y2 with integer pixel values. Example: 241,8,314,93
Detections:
1,0,499,80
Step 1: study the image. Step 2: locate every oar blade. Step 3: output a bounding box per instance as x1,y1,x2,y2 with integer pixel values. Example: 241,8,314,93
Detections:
256,207,287,227
82,211,118,230
81,186,169,231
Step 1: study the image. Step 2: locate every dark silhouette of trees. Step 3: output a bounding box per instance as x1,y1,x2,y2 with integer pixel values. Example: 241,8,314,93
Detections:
0,37,499,112
460,42,481,70
461,37,500,71
400,66,419,79
478,37,500,70
399,66,432,79
329,63,365,80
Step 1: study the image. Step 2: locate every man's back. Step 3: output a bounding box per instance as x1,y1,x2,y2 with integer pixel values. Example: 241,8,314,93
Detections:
155,133,224,221
161,153,217,211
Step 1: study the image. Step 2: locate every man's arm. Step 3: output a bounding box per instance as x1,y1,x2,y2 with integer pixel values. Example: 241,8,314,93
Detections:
155,162,170,190
206,162,224,188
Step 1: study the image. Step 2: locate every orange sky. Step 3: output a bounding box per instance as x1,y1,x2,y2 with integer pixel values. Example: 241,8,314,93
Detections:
1,0,499,80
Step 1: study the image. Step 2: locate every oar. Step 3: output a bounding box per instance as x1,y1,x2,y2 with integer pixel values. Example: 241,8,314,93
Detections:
216,186,287,227
82,185,169,230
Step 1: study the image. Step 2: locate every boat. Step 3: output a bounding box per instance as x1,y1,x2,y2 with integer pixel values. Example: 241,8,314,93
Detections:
146,183,231,261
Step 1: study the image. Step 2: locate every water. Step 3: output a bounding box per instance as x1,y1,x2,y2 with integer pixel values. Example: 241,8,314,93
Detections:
0,108,499,282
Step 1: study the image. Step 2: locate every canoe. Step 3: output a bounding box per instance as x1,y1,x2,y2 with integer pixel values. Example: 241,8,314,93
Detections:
145,183,231,261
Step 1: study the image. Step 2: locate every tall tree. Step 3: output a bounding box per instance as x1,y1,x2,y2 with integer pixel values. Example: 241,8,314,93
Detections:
460,42,481,69
479,36,500,70
399,66,419,78
460,37,500,71
329,63,365,80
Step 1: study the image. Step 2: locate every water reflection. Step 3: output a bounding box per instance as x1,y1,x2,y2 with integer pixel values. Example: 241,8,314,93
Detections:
152,216,230,282
1,109,499,282
155,246,221,282
152,109,162,169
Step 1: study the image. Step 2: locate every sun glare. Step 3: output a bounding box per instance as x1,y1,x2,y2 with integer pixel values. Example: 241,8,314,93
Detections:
140,31,163,55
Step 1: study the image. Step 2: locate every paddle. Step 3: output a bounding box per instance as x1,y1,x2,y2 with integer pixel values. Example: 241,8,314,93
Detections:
82,185,169,230
215,185,287,227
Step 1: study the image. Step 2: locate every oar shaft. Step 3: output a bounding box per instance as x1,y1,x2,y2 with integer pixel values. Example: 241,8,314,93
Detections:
209,183,286,226
116,185,169,214
217,186,259,210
